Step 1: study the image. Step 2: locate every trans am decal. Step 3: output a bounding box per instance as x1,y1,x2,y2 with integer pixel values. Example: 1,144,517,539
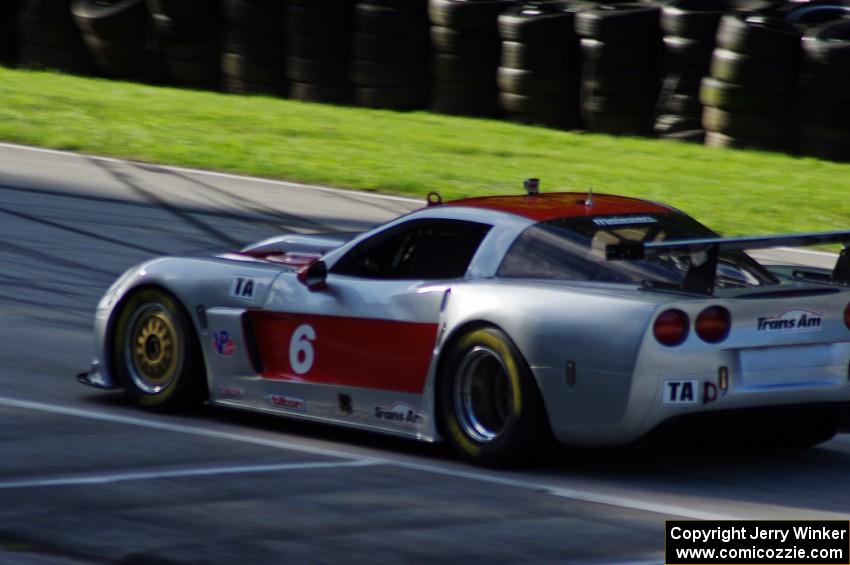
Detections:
756,309,823,333
374,402,424,425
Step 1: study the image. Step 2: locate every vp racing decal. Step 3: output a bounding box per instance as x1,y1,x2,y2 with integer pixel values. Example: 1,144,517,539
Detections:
213,331,236,357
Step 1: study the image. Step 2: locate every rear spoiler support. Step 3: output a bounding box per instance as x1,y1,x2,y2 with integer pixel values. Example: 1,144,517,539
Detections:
606,229,850,295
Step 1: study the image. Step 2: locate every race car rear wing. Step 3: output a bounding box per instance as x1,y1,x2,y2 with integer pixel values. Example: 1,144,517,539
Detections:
606,229,850,295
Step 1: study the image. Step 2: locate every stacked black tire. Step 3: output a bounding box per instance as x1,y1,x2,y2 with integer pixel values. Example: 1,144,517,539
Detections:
429,0,517,117
147,0,220,89
287,0,356,104
222,0,287,96
700,14,802,152
497,3,581,129
799,19,850,161
71,0,156,80
17,0,93,74
576,3,662,136
656,0,741,142
350,0,430,110
0,0,18,64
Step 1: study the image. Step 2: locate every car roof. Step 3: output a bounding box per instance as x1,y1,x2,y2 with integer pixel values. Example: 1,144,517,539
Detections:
445,192,676,222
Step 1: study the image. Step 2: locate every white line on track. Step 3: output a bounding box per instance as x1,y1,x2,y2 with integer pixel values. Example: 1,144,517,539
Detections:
0,460,377,490
0,396,738,520
0,142,421,204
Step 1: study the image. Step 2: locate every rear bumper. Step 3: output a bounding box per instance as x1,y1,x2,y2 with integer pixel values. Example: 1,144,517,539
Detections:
633,402,850,448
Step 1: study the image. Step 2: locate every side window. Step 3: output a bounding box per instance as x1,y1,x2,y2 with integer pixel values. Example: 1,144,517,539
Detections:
332,220,491,280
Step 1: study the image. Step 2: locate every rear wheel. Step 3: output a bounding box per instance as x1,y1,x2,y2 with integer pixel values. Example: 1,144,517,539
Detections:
439,327,549,467
112,288,206,411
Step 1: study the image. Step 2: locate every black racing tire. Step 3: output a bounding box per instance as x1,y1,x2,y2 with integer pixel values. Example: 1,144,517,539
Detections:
499,91,578,114
146,0,207,19
289,80,351,103
353,83,429,109
581,64,660,95
430,25,500,57
287,3,354,37
506,110,582,130
223,75,287,96
798,122,850,161
17,14,83,49
286,55,348,85
222,27,283,62
701,105,794,140
287,32,349,61
663,35,713,67
351,58,427,87
111,287,207,412
704,130,791,151
801,97,850,129
660,128,706,142
715,14,803,61
654,112,701,134
660,91,701,116
352,33,427,64
803,19,850,70
224,0,284,32
19,0,73,20
574,3,661,40
783,0,850,28
498,4,575,43
165,55,219,83
355,2,428,38
438,326,549,467
17,41,93,73
699,76,794,114
162,39,219,61
71,0,147,40
499,65,572,95
582,111,655,135
432,80,499,116
152,12,219,42
581,37,659,65
435,52,497,83
709,48,800,91
501,40,577,71
581,91,657,114
660,0,741,42
81,32,157,78
428,0,518,32
223,52,285,83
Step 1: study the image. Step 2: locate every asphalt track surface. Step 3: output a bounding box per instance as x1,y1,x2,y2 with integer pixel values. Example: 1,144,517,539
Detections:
0,143,848,565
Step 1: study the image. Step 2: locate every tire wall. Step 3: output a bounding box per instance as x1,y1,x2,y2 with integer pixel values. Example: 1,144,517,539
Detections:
3,0,850,162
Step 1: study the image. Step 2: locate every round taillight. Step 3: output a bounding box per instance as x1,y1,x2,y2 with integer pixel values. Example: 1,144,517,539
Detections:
654,309,689,346
844,303,850,330
695,306,731,343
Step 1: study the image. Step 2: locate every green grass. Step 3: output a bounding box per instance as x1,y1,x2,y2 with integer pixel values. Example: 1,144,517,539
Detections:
1,66,848,236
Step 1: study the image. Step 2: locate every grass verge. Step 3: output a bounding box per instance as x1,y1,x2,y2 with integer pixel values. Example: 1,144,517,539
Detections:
0,67,848,236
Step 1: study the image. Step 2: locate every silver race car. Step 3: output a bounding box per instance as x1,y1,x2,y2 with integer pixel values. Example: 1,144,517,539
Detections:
79,181,850,465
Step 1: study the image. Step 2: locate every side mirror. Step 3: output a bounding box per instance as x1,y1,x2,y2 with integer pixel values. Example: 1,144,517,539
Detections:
297,260,328,291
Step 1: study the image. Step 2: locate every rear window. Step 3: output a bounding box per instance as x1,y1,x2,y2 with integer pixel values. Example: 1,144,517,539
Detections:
498,213,775,288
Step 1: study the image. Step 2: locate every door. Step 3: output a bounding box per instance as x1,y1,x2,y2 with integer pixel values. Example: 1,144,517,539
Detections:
251,219,492,394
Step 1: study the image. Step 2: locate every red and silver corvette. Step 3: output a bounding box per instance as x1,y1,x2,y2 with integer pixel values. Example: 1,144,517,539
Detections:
79,182,850,465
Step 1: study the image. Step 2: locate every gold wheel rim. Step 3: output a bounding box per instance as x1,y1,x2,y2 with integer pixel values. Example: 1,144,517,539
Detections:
125,304,182,394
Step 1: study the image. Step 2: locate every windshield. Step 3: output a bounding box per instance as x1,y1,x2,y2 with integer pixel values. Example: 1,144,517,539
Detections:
498,213,777,288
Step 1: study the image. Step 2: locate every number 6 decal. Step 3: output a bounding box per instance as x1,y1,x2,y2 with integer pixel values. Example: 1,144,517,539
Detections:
289,324,316,375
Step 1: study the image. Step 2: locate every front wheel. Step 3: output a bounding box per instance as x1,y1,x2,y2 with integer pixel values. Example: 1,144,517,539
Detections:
438,327,550,467
111,288,206,412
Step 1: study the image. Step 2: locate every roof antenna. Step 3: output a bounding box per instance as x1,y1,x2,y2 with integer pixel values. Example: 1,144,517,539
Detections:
585,187,594,207
524,178,540,196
